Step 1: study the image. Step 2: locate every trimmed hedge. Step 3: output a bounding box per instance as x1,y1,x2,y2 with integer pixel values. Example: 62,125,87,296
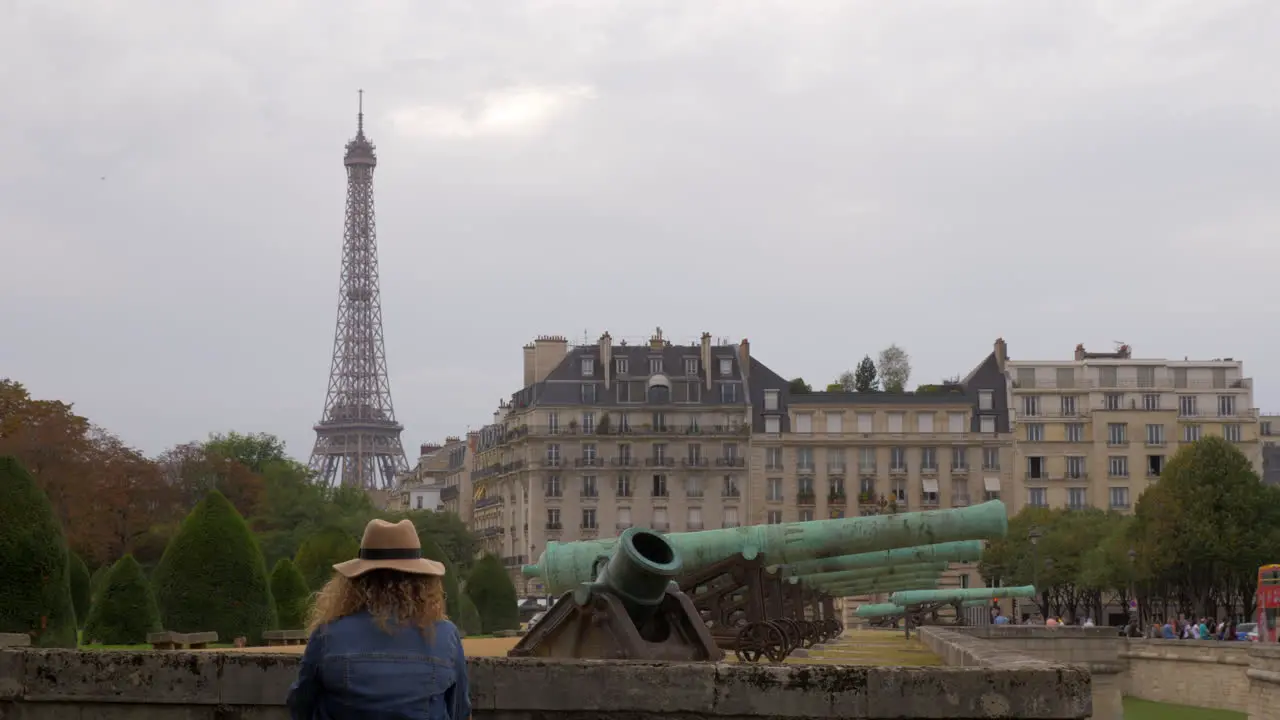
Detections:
457,592,482,636
69,552,91,628
0,456,78,647
419,535,461,620
152,490,277,644
89,564,109,601
270,558,311,630
466,553,519,633
294,527,359,591
83,555,161,645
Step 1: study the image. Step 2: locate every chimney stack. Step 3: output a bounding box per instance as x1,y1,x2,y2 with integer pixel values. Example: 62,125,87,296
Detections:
701,332,712,390
993,338,1008,371
522,343,536,386
600,331,613,389
1074,344,1086,362
738,338,751,380
649,326,665,351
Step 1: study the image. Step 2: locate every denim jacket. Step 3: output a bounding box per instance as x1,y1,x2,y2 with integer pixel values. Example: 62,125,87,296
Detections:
287,613,471,720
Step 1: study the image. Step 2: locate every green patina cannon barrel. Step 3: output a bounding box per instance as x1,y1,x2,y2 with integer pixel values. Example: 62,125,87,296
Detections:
797,561,948,586
890,585,1036,606
573,527,683,625
808,569,943,592
524,501,1008,595
777,540,984,578
820,575,941,596
855,599,990,618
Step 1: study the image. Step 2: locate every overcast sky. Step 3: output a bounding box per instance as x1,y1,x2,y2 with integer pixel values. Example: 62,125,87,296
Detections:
3,0,1278,463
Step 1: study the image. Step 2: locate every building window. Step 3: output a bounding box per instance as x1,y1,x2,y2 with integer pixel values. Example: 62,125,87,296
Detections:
890,447,907,471
684,358,698,376
686,475,703,498
857,413,874,433
687,506,703,529
826,412,844,434
1025,423,1044,442
1061,396,1077,416
547,509,561,529
1104,393,1122,411
582,508,597,529
796,447,814,471
764,389,779,411
719,358,733,376
1107,423,1128,446
1109,487,1130,509
1066,456,1086,479
581,475,597,497
617,475,631,497
649,357,663,375
723,475,740,498
581,383,598,403
1142,394,1159,411
767,477,782,501
859,447,876,471
720,383,738,403
546,475,562,497
1183,424,1202,442
764,416,780,434
982,447,1000,470
652,474,667,497
615,357,629,374
1108,456,1129,478
765,447,782,470
951,447,968,469
1224,424,1242,442
1021,396,1040,417
980,416,996,433
617,507,632,529
979,390,994,411
1028,488,1047,507
415,495,423,509
1179,395,1197,417
724,507,740,527
795,413,813,434
1066,423,1084,442
1145,424,1164,445
892,480,907,503
1026,456,1045,480
1263,421,1272,436
1147,455,1164,477
1067,488,1087,510
581,357,594,377
887,412,904,433
949,412,965,433
767,510,783,525
582,412,595,434
1218,395,1236,417
921,447,937,471
799,509,815,522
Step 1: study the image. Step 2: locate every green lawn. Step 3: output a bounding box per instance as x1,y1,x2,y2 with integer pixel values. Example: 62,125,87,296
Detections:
1123,697,1245,720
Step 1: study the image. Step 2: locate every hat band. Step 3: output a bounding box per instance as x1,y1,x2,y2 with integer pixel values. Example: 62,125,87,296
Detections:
358,548,423,560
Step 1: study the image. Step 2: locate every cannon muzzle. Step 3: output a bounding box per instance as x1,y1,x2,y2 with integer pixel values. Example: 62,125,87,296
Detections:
574,527,682,627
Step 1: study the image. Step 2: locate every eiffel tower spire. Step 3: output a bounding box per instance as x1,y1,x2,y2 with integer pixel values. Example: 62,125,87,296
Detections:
309,92,409,489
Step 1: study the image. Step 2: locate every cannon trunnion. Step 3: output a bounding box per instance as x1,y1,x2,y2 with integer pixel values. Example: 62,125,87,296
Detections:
509,528,723,661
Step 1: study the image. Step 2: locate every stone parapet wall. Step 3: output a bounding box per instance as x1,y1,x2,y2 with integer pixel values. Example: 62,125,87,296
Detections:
1248,645,1280,718
0,648,1092,719
1119,640,1252,714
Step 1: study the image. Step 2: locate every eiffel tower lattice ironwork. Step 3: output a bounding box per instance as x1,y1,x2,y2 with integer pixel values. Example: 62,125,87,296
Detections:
309,91,409,489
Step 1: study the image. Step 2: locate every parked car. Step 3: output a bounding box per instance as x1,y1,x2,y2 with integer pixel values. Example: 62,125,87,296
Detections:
527,611,546,629
1236,623,1258,642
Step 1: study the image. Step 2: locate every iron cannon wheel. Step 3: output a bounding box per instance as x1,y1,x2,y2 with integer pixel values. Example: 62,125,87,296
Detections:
733,621,787,664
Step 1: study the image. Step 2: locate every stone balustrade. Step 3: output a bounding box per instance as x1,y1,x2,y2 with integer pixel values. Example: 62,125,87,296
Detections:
0,647,1091,719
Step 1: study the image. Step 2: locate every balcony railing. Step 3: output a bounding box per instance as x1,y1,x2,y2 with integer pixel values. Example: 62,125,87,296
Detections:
722,488,741,498
501,554,528,568
715,457,746,468
478,526,504,538
1145,438,1167,447
609,457,635,467
682,457,709,468
474,497,504,510
645,458,676,468
541,458,563,468
796,492,816,505
1011,378,1249,390
503,423,752,439
953,494,971,507
580,489,599,499
687,521,705,530
827,463,846,475
574,457,602,468
796,463,815,475
441,486,459,502
545,522,562,530
827,492,847,505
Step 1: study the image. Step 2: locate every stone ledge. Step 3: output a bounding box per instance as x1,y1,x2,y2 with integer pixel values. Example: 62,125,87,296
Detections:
0,649,1093,718
1119,649,1250,667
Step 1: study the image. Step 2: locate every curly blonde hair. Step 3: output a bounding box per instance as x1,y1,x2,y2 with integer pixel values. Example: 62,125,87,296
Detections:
309,569,447,635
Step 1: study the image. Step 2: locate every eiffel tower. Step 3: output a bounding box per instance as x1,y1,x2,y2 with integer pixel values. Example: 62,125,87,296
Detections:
309,91,409,489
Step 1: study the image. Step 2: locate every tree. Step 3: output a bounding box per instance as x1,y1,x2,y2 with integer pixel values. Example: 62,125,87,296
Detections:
270,558,311,631
0,456,78,647
853,356,878,393
876,345,911,393
294,527,361,591
83,555,162,645
77,429,175,567
204,431,290,473
69,552,92,627
788,378,812,394
156,442,264,519
466,554,520,633
457,593,483,636
420,535,462,620
401,511,479,577
825,382,843,392
152,490,277,644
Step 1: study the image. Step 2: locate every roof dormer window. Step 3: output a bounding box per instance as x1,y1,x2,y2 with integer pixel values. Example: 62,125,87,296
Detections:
581,357,594,377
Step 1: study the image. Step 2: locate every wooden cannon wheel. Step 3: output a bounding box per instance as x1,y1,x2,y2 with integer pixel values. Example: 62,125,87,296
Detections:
734,621,789,664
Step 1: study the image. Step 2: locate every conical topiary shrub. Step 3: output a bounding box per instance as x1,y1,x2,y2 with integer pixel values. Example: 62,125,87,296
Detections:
90,564,109,602
419,535,461,619
83,555,161,645
270,558,311,630
152,490,277,644
0,456,78,647
69,552,92,628
294,527,359,591
457,592,482,636
466,553,520,633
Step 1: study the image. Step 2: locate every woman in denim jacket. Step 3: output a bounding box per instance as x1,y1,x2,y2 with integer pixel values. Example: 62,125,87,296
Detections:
288,518,472,720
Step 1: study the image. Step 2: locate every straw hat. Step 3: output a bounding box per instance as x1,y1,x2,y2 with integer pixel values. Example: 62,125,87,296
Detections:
332,519,446,579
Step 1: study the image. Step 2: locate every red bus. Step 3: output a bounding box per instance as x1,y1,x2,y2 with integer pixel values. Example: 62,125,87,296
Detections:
1256,564,1280,643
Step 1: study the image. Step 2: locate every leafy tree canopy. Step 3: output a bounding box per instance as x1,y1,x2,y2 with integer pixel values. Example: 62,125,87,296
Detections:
83,554,162,645
466,553,520,633
787,378,812,394
853,355,878,392
876,345,911,393
0,455,78,647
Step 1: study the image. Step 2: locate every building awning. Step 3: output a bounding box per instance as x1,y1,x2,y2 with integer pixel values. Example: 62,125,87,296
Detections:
984,476,1001,492
922,478,940,494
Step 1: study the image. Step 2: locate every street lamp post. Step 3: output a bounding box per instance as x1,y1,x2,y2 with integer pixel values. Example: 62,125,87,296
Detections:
1028,527,1043,619
1128,548,1139,633
1044,558,1055,621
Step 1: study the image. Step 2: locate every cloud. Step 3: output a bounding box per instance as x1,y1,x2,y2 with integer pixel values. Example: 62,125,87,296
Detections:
390,84,597,140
